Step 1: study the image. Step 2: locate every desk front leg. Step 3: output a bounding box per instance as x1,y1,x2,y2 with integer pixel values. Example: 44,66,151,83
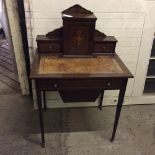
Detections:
111,78,128,142
36,82,45,147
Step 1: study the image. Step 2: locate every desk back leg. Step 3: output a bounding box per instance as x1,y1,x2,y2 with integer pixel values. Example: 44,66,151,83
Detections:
98,91,104,110
43,91,47,111
111,78,128,142
36,85,45,147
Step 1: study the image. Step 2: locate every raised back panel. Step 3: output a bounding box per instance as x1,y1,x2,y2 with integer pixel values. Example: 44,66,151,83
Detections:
36,4,117,56
62,4,96,56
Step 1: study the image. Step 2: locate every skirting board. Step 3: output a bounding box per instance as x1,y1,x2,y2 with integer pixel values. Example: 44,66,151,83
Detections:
33,95,155,109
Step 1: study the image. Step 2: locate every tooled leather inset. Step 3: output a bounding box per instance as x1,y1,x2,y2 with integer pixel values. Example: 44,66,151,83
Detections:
39,56,123,74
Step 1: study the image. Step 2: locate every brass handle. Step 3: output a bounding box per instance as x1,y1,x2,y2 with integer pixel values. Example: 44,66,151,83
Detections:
54,83,58,88
49,46,53,50
102,46,106,50
107,82,111,86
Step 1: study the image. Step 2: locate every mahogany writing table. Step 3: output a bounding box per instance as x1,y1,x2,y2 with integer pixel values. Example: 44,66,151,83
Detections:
30,53,133,147
30,4,133,147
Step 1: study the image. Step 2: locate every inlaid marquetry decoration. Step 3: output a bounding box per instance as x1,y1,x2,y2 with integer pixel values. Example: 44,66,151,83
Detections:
74,30,84,47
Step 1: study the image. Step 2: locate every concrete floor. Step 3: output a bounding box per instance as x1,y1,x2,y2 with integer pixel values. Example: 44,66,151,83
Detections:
0,84,155,154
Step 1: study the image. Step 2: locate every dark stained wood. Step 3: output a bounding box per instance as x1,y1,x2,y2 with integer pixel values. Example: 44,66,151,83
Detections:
111,78,128,142
36,78,123,91
94,30,117,55
36,83,45,148
98,91,104,110
46,27,63,39
30,5,133,147
62,4,94,15
38,42,61,53
114,54,132,75
37,4,117,57
95,29,106,39
63,20,96,55
59,89,101,102
43,91,47,111
94,42,116,54
37,35,62,54
62,5,96,55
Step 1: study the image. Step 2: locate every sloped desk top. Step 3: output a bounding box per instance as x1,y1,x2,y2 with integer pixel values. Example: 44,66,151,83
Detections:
30,54,132,79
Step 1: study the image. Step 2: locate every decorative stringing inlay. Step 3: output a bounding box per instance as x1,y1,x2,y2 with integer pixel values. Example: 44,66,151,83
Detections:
38,56,123,74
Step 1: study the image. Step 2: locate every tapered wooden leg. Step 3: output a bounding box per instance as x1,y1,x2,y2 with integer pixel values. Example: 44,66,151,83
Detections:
36,86,45,147
43,91,47,111
111,79,128,142
98,91,104,110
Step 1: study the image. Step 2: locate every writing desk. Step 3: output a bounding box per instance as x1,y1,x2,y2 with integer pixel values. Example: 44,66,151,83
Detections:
30,4,133,147
30,53,133,147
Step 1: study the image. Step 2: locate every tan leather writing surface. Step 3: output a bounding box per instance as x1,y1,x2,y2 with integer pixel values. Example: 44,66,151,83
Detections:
38,55,123,75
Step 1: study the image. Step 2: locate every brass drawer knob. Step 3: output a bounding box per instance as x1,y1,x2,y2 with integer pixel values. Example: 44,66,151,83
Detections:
107,82,111,86
49,46,53,50
54,83,58,88
102,46,106,50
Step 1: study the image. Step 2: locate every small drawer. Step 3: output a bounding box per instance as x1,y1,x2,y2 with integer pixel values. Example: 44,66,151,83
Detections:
37,80,59,91
94,43,115,53
58,79,122,89
37,78,122,91
38,42,61,53
57,79,122,89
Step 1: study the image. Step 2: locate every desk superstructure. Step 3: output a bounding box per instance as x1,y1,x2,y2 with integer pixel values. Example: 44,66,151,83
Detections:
30,4,133,147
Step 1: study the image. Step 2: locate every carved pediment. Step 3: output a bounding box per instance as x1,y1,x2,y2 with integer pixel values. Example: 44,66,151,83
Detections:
62,4,93,15
46,27,63,39
95,30,106,39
